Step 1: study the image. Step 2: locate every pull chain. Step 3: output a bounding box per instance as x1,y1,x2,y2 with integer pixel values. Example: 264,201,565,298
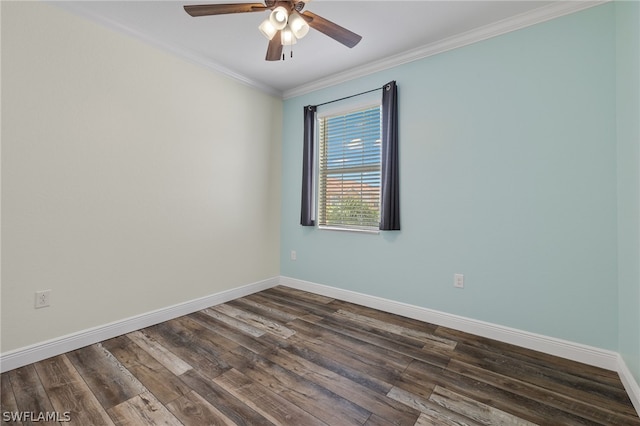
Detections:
281,31,296,61
282,45,293,60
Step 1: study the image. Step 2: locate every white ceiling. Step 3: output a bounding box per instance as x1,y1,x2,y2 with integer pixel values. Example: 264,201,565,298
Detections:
52,1,601,98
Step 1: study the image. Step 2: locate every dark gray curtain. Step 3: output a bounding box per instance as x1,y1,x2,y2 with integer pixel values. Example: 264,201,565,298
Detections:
380,81,400,231
300,105,316,226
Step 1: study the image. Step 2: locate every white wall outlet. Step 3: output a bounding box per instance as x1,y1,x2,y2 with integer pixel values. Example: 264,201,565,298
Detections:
454,274,464,289
35,290,51,308
290,250,297,261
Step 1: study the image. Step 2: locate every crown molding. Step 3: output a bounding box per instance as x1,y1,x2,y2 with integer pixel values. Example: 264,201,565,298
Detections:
50,0,608,100
282,0,609,100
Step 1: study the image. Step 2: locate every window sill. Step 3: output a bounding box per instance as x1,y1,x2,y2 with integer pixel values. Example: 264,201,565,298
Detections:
318,226,380,235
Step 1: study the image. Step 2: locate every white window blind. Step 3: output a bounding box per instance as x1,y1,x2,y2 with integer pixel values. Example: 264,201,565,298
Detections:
318,105,382,230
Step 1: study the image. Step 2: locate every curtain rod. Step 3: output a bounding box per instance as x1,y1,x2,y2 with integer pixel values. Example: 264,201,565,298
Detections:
309,86,382,109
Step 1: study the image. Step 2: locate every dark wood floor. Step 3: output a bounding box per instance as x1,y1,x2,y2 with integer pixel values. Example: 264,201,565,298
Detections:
2,286,639,425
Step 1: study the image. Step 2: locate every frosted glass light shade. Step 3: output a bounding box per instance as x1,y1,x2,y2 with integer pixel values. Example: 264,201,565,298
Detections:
258,18,277,40
288,12,309,39
281,27,297,45
269,6,288,30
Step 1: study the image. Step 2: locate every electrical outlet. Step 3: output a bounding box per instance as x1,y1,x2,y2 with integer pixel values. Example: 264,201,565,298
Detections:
454,274,464,289
290,250,297,261
35,290,51,308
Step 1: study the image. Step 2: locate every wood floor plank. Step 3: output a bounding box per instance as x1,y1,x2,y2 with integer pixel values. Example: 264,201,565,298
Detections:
313,313,452,369
327,299,440,335
107,392,181,426
333,309,457,349
452,342,637,416
291,317,413,373
413,411,483,426
179,369,274,426
243,292,323,320
101,335,191,405
210,304,296,339
447,358,640,425
259,288,338,317
265,346,422,426
66,343,146,410
363,414,401,426
7,365,56,425
286,327,397,394
386,386,484,426
228,296,299,323
390,355,443,401
406,359,603,425
165,390,236,426
267,285,335,305
125,330,193,376
34,354,115,426
435,325,625,390
326,311,436,350
226,345,371,425
171,314,239,354
0,373,23,426
214,368,327,426
429,385,536,426
142,322,229,380
189,310,280,356
201,307,266,338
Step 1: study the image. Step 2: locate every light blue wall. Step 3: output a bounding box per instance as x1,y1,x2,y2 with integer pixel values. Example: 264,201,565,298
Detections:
281,4,619,350
616,1,640,384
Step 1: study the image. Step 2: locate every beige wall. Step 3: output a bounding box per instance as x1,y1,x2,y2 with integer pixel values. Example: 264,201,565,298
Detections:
1,2,282,352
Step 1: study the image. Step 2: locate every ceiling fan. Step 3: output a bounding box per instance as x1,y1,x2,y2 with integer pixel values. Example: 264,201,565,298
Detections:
183,1,362,61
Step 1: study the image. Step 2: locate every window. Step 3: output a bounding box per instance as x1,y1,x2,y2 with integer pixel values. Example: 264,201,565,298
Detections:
301,81,398,231
317,105,382,231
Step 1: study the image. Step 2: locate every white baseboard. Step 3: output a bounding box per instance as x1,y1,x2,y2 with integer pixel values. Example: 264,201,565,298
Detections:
618,354,640,415
279,275,640,416
0,276,279,373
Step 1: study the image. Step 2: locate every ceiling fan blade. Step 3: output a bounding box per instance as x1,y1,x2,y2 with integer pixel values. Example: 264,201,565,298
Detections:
184,3,268,17
266,31,283,61
301,11,361,48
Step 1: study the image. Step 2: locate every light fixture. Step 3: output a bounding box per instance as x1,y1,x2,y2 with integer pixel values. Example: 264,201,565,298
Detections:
258,18,277,40
287,11,309,39
185,1,363,62
269,6,289,30
281,26,297,46
256,5,312,59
